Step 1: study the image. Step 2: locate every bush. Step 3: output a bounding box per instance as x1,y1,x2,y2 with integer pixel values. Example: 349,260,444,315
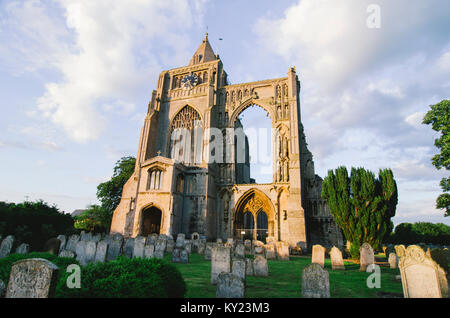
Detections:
56,257,186,298
387,222,450,245
0,252,79,286
0,200,76,251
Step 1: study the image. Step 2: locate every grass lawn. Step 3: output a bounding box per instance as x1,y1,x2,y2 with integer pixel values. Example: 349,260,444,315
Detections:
166,253,403,298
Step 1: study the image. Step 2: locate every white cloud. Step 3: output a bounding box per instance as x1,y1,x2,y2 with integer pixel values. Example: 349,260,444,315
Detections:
405,111,425,128
1,0,207,143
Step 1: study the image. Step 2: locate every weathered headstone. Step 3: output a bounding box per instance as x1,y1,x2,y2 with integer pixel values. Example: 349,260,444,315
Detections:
264,244,276,259
0,235,15,258
254,245,265,256
147,234,157,245
184,240,192,254
144,244,155,258
133,236,146,258
253,255,269,277
232,259,246,283
94,241,108,263
172,247,189,263
75,241,87,265
84,241,97,265
205,243,215,260
395,245,406,258
176,234,186,248
15,243,30,255
211,246,231,284
106,234,123,261
330,246,345,270
312,244,326,268
245,258,254,276
57,235,67,254
197,242,206,255
154,239,166,258
80,231,92,242
275,241,290,261
398,245,448,298
301,263,330,298
123,238,135,258
244,240,252,254
359,243,375,272
224,238,234,249
6,258,59,298
166,239,175,253
65,234,80,253
216,273,244,298
43,238,61,255
91,233,102,243
234,243,245,259
388,253,398,269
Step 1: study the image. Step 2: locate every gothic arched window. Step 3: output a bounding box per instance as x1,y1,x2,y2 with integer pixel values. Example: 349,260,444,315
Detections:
147,168,163,190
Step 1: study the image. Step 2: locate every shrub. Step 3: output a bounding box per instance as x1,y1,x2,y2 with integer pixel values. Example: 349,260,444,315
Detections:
56,257,186,298
0,200,76,251
387,222,450,245
0,252,79,286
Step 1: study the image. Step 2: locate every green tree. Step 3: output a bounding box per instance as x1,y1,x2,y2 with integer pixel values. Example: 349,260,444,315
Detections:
74,204,112,233
96,156,136,214
422,99,449,216
321,167,398,258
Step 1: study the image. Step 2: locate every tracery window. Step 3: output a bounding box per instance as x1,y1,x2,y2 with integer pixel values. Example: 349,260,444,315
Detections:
147,168,163,190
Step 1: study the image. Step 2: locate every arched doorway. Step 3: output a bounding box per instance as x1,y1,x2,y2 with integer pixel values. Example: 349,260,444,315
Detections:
141,206,162,236
233,189,275,243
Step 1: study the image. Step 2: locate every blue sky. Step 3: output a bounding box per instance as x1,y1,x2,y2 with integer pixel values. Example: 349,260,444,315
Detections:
0,0,449,226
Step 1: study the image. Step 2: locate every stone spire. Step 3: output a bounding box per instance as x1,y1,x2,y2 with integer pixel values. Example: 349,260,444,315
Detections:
189,33,217,65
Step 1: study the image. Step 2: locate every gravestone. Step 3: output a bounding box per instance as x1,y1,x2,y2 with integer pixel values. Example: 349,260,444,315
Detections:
0,235,15,258
254,245,265,256
205,243,215,260
154,239,166,258
301,263,330,298
123,238,135,258
103,234,113,245
234,243,245,259
15,243,30,255
176,234,185,248
133,236,146,258
172,248,189,264
388,253,398,269
75,241,87,265
359,243,375,271
57,235,67,254
312,244,326,268
147,234,157,245
166,239,175,253
80,231,92,242
253,255,269,277
398,245,448,298
330,246,345,270
197,242,206,255
59,250,75,258
43,238,61,255
216,273,244,298
144,244,155,258
84,241,97,265
265,244,276,259
395,245,406,258
106,234,123,261
91,233,102,243
225,238,234,249
94,241,108,263
184,241,192,254
6,258,59,298
232,259,246,283
65,234,80,253
211,246,231,284
245,258,254,276
275,241,290,261
244,240,252,254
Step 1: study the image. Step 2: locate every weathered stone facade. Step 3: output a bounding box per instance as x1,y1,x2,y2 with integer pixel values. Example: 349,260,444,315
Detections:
110,34,343,250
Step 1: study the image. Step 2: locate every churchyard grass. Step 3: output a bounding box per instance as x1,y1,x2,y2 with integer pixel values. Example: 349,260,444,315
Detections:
168,253,404,298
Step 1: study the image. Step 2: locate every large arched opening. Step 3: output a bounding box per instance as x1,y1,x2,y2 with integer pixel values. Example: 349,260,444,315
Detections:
141,206,162,236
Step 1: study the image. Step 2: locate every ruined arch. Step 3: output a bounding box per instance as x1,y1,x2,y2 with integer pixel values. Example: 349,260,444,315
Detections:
228,99,275,128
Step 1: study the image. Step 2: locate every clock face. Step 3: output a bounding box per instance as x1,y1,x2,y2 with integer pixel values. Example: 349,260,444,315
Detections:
181,74,199,90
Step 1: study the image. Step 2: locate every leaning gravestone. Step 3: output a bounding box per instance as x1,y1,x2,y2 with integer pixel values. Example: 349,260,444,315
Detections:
398,245,448,298
144,244,155,258
216,273,244,298
106,234,123,261
65,234,80,253
232,258,246,283
301,263,330,298
330,246,345,270
94,241,108,263
123,238,135,258
275,241,290,261
312,245,326,268
84,241,97,265
75,241,87,266
43,238,61,255
15,243,30,255
388,253,398,269
6,258,59,298
0,235,15,258
359,243,375,272
211,246,231,284
57,235,67,254
253,255,269,277
133,236,146,258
